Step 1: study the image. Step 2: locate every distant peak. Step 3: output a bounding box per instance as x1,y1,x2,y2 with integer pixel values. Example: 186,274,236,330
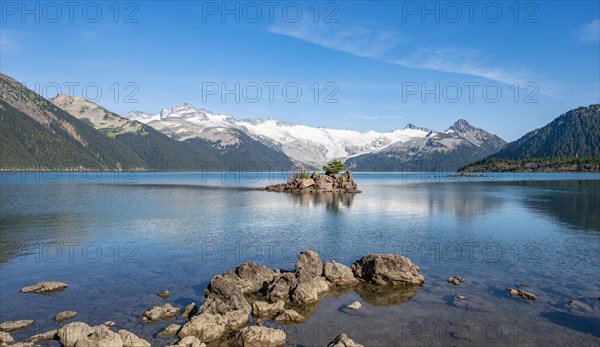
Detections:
450,119,476,132
404,123,433,132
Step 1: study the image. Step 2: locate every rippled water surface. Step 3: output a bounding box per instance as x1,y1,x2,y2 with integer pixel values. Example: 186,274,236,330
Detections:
1,172,599,346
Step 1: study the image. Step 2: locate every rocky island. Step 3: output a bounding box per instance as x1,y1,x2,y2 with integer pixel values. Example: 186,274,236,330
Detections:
259,170,361,193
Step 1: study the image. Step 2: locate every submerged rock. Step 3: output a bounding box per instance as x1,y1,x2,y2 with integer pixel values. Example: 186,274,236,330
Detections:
447,276,465,285
55,310,77,322
19,281,68,295
327,333,365,347
508,288,536,300
141,303,180,323
231,326,286,347
157,289,170,299
352,254,425,286
0,320,34,332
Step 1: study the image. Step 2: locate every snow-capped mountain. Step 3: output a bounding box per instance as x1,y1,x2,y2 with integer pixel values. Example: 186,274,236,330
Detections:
346,119,507,171
123,103,442,166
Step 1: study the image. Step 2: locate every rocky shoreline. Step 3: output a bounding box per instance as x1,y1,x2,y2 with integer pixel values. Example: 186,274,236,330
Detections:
2,250,557,346
1,251,423,346
259,171,361,193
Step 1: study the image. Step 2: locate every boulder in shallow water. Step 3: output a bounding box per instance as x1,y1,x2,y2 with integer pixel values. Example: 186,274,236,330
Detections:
157,289,170,299
178,314,226,343
508,288,536,300
74,325,123,347
295,250,324,281
231,326,286,347
26,329,58,343
58,322,95,347
118,329,151,347
177,336,206,347
323,261,359,285
55,310,77,322
252,300,285,318
447,276,465,285
0,332,15,346
20,281,67,295
291,277,329,304
182,303,197,322
352,254,424,286
159,324,181,337
274,309,303,323
327,333,364,347
0,320,34,332
141,303,180,323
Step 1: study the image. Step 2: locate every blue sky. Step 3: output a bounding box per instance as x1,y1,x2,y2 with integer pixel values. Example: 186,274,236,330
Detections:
1,1,598,141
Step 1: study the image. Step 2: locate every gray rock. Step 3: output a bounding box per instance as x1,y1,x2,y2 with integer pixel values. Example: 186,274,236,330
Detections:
177,336,206,347
455,295,466,300
26,330,58,342
232,262,276,294
19,281,68,294
295,250,323,280
323,261,359,285
118,329,151,347
0,332,14,346
252,300,285,318
327,333,365,347
291,277,329,304
103,321,116,328
274,309,303,323
178,314,226,343
265,272,298,302
447,276,465,285
201,276,251,330
182,303,197,322
352,254,424,286
347,301,362,310
158,324,181,337
508,288,536,300
0,320,34,332
157,289,170,299
141,303,180,323
231,326,286,347
55,310,77,322
57,322,95,347
74,325,123,347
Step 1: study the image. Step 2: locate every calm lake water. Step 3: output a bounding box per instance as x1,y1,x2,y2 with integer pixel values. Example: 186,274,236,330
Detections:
1,172,599,346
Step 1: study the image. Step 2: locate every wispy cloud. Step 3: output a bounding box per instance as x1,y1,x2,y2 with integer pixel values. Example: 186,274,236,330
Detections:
572,19,600,43
268,21,531,86
268,20,401,59
0,31,20,53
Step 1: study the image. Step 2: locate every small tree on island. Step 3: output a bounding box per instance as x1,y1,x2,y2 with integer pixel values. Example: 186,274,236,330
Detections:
323,160,346,175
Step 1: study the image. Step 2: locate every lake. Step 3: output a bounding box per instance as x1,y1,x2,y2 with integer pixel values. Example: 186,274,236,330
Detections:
1,172,599,346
